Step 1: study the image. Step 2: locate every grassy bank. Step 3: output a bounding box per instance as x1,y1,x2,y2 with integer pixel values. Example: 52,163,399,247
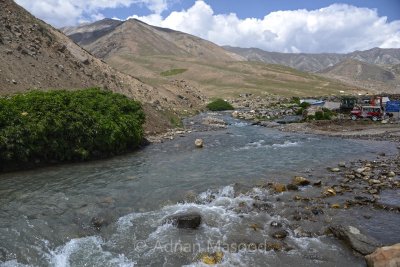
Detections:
0,88,145,172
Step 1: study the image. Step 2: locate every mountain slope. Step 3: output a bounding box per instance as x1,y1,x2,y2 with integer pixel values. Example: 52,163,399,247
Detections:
62,19,364,97
62,18,242,61
224,46,400,72
0,0,205,134
319,59,399,92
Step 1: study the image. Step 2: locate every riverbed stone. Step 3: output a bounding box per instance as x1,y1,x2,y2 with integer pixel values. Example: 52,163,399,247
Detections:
292,176,310,186
198,251,224,265
388,171,396,177
365,243,400,267
331,168,341,172
286,183,299,191
272,183,287,193
329,225,381,255
163,212,202,229
271,230,288,239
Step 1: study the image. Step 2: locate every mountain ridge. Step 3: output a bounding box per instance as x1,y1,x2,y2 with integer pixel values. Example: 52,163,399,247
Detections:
224,46,400,72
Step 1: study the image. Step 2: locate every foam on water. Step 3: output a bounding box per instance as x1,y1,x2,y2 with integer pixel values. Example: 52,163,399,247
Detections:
235,139,301,151
47,236,135,267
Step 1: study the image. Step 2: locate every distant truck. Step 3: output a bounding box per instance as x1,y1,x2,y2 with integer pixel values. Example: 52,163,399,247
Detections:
351,105,383,121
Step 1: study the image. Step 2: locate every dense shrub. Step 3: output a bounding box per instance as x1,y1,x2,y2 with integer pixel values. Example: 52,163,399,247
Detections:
0,88,145,168
206,99,234,111
299,102,311,108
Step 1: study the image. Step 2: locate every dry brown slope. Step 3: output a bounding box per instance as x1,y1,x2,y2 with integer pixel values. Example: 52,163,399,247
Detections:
319,59,400,93
0,0,206,134
63,19,364,97
65,18,242,61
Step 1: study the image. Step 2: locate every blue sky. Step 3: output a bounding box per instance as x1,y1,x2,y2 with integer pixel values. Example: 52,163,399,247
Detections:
15,0,400,53
102,0,400,22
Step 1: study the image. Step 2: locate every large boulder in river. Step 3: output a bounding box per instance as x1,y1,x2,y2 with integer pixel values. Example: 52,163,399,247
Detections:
365,243,400,267
163,212,202,229
329,225,381,255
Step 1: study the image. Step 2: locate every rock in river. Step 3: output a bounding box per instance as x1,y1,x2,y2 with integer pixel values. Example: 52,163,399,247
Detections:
271,230,288,239
195,139,204,148
365,243,400,267
329,225,381,255
292,176,310,186
163,212,202,229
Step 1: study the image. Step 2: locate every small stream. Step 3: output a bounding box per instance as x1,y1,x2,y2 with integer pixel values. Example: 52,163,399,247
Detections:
0,113,398,267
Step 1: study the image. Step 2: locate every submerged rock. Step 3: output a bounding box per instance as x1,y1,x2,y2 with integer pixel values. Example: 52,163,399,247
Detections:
163,212,202,229
286,183,299,191
365,243,400,267
329,225,381,255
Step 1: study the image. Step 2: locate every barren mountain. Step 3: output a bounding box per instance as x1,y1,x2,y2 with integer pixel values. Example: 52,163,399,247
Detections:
224,46,400,72
62,18,242,61
62,19,363,97
319,59,400,93
0,0,206,134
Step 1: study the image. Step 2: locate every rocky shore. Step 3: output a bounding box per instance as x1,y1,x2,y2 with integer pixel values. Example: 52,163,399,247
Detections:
173,151,400,265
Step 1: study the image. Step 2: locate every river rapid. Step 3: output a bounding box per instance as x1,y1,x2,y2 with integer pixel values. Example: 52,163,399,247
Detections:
0,112,398,267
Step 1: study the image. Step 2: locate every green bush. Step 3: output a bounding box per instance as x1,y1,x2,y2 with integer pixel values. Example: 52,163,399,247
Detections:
299,102,311,108
291,97,301,105
206,99,234,111
0,88,145,168
315,111,324,120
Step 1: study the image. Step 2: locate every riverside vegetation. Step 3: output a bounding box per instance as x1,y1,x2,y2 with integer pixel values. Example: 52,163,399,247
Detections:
206,98,234,111
0,88,145,171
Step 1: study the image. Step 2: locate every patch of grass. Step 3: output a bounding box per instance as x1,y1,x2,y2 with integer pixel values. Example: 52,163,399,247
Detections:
206,99,234,111
160,68,188,77
0,88,145,170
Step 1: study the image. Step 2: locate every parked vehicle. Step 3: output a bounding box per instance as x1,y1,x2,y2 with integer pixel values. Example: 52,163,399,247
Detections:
350,105,383,121
340,96,357,111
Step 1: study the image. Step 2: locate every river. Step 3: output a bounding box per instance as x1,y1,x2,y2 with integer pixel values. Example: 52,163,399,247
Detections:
0,113,397,266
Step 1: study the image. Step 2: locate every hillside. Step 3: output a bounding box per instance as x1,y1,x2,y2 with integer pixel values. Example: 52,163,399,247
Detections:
0,0,206,134
319,59,400,93
62,18,242,61
62,19,363,97
224,46,400,72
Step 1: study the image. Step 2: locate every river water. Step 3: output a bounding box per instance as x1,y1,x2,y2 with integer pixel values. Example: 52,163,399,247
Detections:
0,113,397,267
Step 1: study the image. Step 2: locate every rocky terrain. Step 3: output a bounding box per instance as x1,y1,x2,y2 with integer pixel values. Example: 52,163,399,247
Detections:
0,0,207,134
175,141,400,265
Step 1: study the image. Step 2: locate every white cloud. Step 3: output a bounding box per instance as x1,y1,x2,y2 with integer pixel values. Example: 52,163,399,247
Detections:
15,0,170,27
130,1,400,53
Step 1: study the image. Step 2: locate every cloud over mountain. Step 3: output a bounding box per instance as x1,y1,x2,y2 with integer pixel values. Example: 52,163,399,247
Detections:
130,1,400,53
15,0,400,53
14,0,169,26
